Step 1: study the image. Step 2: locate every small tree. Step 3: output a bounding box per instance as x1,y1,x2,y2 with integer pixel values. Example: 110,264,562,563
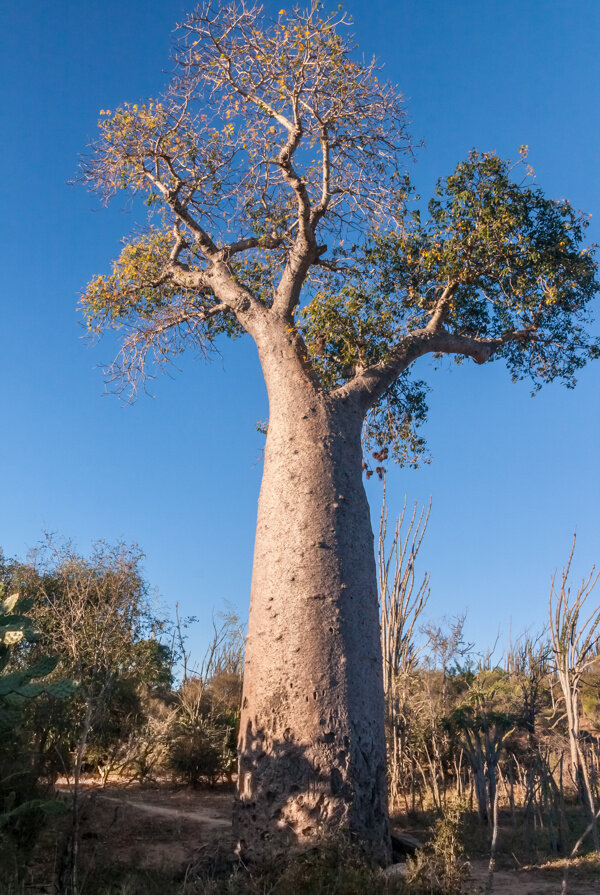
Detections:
445,678,514,826
79,1,599,860
505,631,551,737
378,487,430,810
23,539,169,895
549,536,600,849
28,540,167,782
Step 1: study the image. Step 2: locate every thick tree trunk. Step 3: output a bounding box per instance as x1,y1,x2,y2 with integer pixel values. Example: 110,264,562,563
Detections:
233,347,390,863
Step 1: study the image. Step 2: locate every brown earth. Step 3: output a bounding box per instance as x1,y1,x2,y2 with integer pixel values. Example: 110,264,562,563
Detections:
44,782,598,894
53,780,235,875
468,858,599,894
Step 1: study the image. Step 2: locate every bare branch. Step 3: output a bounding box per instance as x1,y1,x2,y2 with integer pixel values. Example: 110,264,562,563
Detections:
101,299,230,400
219,235,284,258
425,282,458,331
174,1,411,316
549,533,600,848
311,125,332,228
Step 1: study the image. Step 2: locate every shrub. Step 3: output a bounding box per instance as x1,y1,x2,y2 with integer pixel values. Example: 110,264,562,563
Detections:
404,804,469,895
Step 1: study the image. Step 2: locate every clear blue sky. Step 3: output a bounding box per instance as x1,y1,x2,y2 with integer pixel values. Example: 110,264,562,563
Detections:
1,0,598,667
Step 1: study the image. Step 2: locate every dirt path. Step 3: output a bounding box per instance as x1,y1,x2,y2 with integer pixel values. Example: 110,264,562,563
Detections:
97,792,231,827
468,858,598,895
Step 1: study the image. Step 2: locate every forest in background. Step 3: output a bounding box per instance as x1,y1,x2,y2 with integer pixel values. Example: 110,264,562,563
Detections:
1,490,599,894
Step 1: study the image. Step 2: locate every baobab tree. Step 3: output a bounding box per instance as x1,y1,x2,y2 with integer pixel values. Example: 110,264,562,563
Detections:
80,2,599,862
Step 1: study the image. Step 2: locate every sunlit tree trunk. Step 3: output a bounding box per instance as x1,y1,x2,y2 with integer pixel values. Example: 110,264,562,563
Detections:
233,334,390,863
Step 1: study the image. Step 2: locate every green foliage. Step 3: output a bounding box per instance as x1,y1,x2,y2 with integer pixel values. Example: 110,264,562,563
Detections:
0,585,75,727
79,1,598,467
300,149,598,458
1,541,173,787
84,228,243,341
445,703,514,746
0,581,71,886
299,282,431,464
0,590,39,650
84,228,182,328
168,720,228,786
372,151,598,387
29,540,170,693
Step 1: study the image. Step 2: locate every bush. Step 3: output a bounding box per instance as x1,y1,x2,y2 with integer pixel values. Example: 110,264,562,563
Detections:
404,804,469,895
168,722,228,787
167,673,240,786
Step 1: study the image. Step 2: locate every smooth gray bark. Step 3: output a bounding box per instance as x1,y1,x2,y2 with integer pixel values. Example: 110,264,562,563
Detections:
233,336,390,863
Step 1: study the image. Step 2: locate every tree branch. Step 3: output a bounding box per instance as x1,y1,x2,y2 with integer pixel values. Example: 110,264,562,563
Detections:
335,326,537,411
270,116,320,319
218,235,285,259
102,300,229,400
142,166,219,259
310,125,331,229
426,283,458,331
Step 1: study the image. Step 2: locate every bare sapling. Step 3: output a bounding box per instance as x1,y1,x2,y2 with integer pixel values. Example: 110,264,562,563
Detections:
378,484,430,811
549,534,600,850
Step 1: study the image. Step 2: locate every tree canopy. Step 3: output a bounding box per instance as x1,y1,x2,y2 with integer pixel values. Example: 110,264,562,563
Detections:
80,1,598,465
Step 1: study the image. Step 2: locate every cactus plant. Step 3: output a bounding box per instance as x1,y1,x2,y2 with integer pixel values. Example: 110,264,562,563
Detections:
0,589,75,734
0,582,73,861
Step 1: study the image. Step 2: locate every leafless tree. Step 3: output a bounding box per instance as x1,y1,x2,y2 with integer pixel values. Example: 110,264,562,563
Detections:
549,534,600,849
378,484,430,809
379,487,431,696
504,631,551,736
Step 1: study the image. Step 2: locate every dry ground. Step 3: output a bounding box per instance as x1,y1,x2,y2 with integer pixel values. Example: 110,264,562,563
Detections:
28,782,598,894
468,858,599,895
56,780,235,875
